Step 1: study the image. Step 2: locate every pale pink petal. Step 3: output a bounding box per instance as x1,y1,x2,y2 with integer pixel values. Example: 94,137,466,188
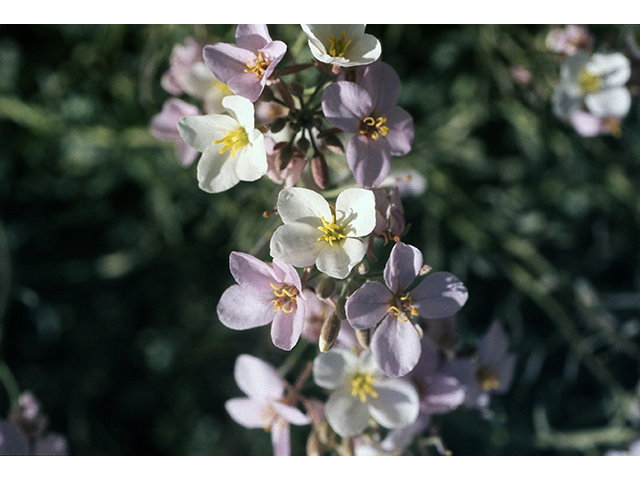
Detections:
270,421,291,456
322,82,373,133
225,397,268,429
385,107,414,156
235,24,272,51
371,317,422,377
234,354,285,400
270,303,305,351
357,62,401,115
216,284,275,330
271,401,310,426
383,242,422,293
229,251,276,291
347,134,391,189
411,272,468,319
345,281,393,329
420,374,465,414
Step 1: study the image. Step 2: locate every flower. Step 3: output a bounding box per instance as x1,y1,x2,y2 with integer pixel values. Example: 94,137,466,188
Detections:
301,25,381,69
225,354,310,455
269,187,376,279
552,51,631,124
203,24,287,102
150,98,200,167
545,25,592,56
570,109,622,137
177,95,267,193
161,37,204,96
312,348,419,437
442,320,516,410
345,241,468,377
322,61,414,188
216,252,308,351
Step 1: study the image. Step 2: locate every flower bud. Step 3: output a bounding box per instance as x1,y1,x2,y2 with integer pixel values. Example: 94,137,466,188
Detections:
311,152,329,189
306,430,323,456
316,277,336,299
319,312,341,352
335,296,347,320
323,134,345,155
419,264,432,276
296,136,311,154
355,328,371,349
357,260,369,275
270,117,287,134
277,142,295,170
288,81,305,99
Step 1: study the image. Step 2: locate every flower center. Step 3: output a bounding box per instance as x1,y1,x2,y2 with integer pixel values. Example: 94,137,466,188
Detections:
213,126,249,157
327,30,352,58
387,293,419,322
317,215,347,246
476,364,500,391
350,371,378,403
359,116,389,140
244,51,270,79
578,70,601,94
271,283,299,314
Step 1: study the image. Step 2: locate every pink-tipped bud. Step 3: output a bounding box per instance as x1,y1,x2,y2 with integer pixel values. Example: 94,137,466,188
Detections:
311,152,329,189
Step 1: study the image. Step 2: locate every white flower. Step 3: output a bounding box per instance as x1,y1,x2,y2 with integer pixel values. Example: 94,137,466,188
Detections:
269,187,376,279
177,95,267,193
553,51,631,121
313,348,419,437
301,25,381,69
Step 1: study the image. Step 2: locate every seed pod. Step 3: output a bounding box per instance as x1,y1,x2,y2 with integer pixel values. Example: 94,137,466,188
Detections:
316,277,336,300
319,312,341,353
355,328,371,349
311,152,329,189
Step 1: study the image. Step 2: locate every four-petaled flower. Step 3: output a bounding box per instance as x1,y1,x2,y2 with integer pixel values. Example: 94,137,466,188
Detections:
270,187,376,279
217,252,308,351
301,25,381,70
204,24,287,102
177,95,267,193
225,354,310,456
442,320,516,410
322,61,414,188
553,51,631,124
312,347,419,438
345,241,468,377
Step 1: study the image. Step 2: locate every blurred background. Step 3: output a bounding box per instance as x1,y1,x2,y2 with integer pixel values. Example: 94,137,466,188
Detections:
1,24,640,455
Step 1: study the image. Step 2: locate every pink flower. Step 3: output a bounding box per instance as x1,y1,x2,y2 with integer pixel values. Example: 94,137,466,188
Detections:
203,24,287,102
149,98,200,167
322,61,414,188
216,252,308,351
161,37,204,96
225,354,310,455
345,242,468,377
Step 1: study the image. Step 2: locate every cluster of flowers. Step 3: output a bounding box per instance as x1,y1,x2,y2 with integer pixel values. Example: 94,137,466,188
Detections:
548,25,638,137
0,391,67,455
152,24,516,455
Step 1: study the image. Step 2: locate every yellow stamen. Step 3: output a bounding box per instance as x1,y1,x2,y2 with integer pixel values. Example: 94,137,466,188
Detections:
244,51,270,79
317,215,347,246
387,294,418,321
476,365,500,391
213,126,249,157
270,282,299,313
359,115,389,140
328,30,352,58
350,371,378,403
578,70,601,94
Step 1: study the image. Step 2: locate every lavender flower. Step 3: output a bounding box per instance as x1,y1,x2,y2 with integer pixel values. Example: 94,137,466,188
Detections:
150,98,200,167
345,242,468,377
203,24,286,102
217,252,308,351
322,61,414,188
225,354,309,455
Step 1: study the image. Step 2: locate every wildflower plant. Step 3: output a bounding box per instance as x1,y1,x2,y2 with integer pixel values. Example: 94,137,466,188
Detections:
149,24,520,456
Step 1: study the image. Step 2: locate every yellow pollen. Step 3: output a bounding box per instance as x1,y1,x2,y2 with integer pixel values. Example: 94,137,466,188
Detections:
350,371,378,403
476,365,500,391
359,116,389,140
213,126,249,157
270,282,299,313
387,293,418,321
327,30,352,58
578,70,601,94
244,51,270,79
317,215,347,246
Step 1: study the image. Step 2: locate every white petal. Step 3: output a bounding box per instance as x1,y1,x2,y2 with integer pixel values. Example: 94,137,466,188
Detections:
587,52,631,88
325,387,371,437
270,221,325,268
196,145,240,193
335,188,376,237
368,378,420,430
316,237,367,279
277,187,332,224
234,134,267,182
177,114,237,152
585,87,631,119
225,398,268,429
222,95,256,133
313,348,358,389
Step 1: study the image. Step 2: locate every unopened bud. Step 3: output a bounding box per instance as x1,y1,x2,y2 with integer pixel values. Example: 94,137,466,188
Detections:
311,152,329,189
296,136,311,154
278,142,295,170
419,264,432,276
335,296,347,320
319,313,341,352
323,134,345,155
357,260,369,275
288,81,305,99
355,328,371,349
316,277,336,300
259,86,275,102
270,117,287,134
